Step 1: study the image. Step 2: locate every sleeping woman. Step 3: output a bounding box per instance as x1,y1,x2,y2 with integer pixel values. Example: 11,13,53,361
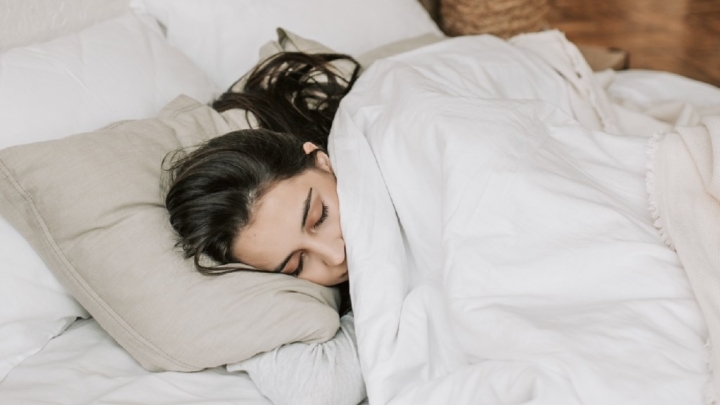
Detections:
163,52,364,405
164,53,359,308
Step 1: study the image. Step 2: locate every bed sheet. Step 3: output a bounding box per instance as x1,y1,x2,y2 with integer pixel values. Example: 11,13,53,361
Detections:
0,319,272,405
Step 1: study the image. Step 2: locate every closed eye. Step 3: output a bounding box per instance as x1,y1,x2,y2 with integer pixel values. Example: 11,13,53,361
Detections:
290,204,326,276
313,203,328,230
290,254,305,277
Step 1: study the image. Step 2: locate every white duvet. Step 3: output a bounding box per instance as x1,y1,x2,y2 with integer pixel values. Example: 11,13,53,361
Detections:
329,33,710,404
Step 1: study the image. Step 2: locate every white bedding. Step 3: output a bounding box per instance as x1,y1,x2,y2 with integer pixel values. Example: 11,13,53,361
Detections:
0,319,272,405
2,3,720,401
329,33,712,404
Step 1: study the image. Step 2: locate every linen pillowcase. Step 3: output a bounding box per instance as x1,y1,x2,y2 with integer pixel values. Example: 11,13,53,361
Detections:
228,28,360,94
130,0,442,89
0,13,219,149
0,0,128,51
264,28,446,73
230,28,445,94
355,33,445,69
0,12,218,381
0,95,341,372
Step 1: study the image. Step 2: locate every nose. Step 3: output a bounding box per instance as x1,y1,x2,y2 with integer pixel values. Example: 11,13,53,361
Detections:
312,236,345,266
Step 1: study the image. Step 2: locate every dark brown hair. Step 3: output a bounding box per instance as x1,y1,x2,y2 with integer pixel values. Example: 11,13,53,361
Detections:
164,129,321,274
165,52,359,315
213,52,360,150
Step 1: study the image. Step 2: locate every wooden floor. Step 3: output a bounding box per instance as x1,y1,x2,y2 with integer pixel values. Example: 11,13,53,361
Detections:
548,0,720,87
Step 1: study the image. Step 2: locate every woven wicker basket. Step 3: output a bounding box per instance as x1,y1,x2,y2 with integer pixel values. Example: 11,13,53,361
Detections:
440,0,550,38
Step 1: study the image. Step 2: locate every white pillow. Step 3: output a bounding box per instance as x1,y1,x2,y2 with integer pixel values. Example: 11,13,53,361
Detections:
130,0,443,89
0,0,129,51
0,13,219,148
0,12,218,381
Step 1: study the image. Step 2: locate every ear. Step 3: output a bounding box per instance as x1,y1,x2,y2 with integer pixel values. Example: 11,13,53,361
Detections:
302,142,318,155
302,142,333,174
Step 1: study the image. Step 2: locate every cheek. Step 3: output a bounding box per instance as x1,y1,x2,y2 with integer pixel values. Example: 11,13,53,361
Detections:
306,273,340,287
329,202,343,237
327,185,341,223
232,227,278,268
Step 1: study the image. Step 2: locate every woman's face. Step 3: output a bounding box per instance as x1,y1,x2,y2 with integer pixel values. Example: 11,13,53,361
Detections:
231,144,348,287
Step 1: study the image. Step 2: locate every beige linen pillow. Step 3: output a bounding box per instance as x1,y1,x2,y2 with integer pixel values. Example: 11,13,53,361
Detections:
230,28,444,93
355,33,445,69
229,28,357,93
0,95,340,372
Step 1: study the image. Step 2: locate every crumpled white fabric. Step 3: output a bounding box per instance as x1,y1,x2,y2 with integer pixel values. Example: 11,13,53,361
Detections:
649,116,720,402
227,314,366,405
329,33,710,404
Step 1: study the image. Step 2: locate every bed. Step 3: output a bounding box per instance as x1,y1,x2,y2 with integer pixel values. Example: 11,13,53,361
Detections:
1,1,720,404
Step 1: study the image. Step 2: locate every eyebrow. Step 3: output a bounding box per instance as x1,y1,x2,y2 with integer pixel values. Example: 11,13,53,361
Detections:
301,188,313,229
273,187,313,273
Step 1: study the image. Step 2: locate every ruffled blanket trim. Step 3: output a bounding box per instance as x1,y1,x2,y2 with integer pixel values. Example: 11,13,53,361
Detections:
646,132,718,404
645,132,676,251
706,339,719,405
